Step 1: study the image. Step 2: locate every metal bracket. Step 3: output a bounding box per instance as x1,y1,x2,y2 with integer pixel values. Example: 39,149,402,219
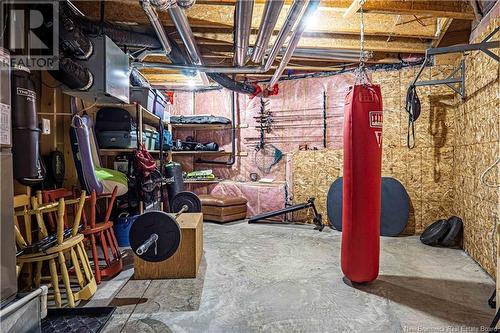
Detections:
415,59,465,97
410,26,499,98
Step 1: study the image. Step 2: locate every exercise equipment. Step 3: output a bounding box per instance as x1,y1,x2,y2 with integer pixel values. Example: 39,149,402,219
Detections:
171,191,202,213
440,216,463,247
165,162,184,203
341,81,383,283
11,67,45,185
327,177,410,237
420,216,463,247
248,198,330,231
341,4,383,283
129,191,201,262
129,205,189,262
405,85,421,149
420,219,450,246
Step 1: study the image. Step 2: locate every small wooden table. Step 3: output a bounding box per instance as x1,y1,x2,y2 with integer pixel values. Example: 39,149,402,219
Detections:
134,213,203,279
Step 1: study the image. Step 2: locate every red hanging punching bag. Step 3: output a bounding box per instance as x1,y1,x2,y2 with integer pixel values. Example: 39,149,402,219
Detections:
341,83,383,283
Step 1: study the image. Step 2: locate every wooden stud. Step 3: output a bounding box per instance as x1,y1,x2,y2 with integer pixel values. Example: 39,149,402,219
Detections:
343,0,362,18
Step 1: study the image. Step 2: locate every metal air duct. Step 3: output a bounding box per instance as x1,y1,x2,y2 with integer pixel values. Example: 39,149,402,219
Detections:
268,0,320,87
234,0,255,66
251,0,284,63
141,0,172,54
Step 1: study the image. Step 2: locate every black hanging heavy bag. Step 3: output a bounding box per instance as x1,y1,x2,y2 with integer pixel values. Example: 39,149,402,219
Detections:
405,85,421,149
11,67,45,185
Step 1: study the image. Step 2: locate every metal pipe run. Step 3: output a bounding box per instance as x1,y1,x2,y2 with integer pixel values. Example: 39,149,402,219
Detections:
133,0,307,76
263,0,307,71
167,3,210,85
268,0,320,87
234,0,255,66
141,0,172,55
251,0,284,63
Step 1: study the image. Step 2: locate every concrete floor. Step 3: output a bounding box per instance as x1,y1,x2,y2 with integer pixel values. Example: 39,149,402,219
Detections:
98,221,495,333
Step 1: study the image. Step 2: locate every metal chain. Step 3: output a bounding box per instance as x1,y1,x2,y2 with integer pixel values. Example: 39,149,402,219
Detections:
359,0,366,68
355,0,370,85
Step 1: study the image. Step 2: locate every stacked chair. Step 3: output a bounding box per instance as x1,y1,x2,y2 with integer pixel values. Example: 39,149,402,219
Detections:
14,191,97,307
41,187,122,284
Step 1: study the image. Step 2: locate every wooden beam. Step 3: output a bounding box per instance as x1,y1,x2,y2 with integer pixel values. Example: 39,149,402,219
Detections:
432,18,453,47
193,32,430,53
75,2,439,39
195,0,475,19
343,0,362,19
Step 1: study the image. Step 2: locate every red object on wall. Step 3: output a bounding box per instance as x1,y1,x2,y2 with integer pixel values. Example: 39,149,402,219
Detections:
165,91,174,104
341,83,383,283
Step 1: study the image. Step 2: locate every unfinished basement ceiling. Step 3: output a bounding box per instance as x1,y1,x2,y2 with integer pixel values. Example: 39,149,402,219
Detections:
74,0,475,87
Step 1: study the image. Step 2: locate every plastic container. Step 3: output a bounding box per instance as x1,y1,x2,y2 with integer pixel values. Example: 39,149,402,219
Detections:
130,87,167,119
143,128,159,150
97,130,145,149
113,213,138,247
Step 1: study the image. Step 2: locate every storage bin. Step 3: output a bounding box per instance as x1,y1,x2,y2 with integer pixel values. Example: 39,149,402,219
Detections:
97,130,144,149
130,88,167,119
144,128,159,150
114,213,138,247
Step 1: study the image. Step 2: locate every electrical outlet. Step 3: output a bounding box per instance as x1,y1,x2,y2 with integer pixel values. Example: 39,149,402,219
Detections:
42,118,51,135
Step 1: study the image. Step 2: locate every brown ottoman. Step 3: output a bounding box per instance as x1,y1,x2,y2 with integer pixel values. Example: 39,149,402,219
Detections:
200,195,248,223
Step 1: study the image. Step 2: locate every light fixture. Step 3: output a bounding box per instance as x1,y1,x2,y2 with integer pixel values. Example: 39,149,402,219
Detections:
304,12,319,31
187,79,196,87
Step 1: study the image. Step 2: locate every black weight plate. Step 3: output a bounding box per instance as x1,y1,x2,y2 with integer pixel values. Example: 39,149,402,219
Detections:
129,211,181,262
171,191,201,213
327,177,410,237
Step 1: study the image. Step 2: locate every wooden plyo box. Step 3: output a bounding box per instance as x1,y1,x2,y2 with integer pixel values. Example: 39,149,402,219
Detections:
134,213,203,279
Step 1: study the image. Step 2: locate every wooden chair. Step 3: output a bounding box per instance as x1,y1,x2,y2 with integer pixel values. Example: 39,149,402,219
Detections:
40,188,77,231
41,187,122,284
14,192,97,308
13,194,34,280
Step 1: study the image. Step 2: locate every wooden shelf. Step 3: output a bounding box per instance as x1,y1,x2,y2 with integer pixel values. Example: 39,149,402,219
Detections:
170,123,249,130
183,179,222,184
171,150,231,156
170,123,231,130
100,148,166,155
100,148,134,155
94,103,162,127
